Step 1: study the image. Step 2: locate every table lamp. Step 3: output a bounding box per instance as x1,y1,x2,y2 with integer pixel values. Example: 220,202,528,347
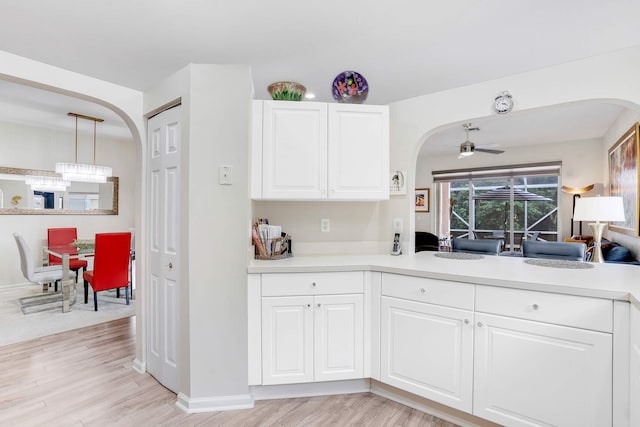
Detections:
573,196,625,263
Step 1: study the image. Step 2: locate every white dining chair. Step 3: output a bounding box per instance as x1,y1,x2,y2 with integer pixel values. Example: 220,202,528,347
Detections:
13,233,75,292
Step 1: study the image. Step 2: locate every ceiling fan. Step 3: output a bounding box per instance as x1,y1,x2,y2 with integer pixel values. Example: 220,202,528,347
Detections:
459,123,505,158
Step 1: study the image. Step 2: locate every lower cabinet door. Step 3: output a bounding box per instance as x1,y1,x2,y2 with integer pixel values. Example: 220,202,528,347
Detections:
380,296,474,412
473,313,612,427
314,294,364,381
262,296,313,385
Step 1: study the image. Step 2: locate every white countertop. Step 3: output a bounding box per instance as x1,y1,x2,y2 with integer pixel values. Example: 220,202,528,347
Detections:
248,252,640,305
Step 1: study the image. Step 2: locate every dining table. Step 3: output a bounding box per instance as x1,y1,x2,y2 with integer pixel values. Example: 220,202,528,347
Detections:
44,240,95,313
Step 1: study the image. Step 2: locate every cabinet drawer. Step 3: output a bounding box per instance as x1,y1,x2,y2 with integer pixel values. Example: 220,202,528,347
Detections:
381,273,474,310
475,286,613,333
262,272,364,296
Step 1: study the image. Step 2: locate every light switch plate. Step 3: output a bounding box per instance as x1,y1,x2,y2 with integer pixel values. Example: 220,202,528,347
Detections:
219,165,232,185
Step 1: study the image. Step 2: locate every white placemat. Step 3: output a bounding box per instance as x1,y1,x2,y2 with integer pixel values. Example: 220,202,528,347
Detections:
435,252,484,260
524,258,594,269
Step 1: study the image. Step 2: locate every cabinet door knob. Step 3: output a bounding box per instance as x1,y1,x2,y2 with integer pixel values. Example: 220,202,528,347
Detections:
532,304,539,310
477,322,483,327
464,319,470,325
312,282,316,287
420,288,426,294
306,304,311,308
317,303,321,308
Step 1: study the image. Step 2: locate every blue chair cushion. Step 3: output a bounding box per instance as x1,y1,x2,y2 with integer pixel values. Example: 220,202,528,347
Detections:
605,245,631,262
452,238,501,255
522,240,586,261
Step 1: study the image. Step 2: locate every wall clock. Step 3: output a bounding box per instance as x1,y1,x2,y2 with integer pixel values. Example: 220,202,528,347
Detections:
493,91,514,114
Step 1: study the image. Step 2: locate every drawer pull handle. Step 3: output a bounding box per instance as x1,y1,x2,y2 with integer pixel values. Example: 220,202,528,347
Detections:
312,282,316,287
477,322,483,327
532,304,539,310
420,288,426,294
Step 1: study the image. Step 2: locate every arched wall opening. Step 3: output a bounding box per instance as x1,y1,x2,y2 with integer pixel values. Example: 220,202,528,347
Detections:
0,51,146,362
407,98,640,256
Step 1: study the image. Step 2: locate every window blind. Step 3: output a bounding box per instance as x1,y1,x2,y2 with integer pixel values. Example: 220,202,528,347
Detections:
432,161,561,183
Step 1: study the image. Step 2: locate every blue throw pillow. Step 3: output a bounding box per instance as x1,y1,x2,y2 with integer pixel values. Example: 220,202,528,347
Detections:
605,246,631,262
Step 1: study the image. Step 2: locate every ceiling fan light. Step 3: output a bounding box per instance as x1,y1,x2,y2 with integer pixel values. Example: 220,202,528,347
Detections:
459,140,475,157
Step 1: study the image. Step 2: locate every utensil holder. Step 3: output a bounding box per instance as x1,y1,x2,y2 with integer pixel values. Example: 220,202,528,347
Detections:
254,236,292,260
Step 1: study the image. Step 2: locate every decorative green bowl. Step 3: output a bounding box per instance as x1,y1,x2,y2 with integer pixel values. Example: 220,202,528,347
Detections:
267,81,306,101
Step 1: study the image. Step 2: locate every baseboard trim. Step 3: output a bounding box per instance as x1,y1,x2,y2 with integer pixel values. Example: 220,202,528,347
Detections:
175,392,254,413
251,379,371,401
132,358,145,374
370,380,498,427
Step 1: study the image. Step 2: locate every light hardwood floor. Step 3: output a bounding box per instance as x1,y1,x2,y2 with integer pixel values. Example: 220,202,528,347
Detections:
0,316,460,426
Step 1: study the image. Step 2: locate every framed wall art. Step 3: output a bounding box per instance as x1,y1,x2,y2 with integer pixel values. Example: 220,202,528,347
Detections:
415,188,430,212
608,122,639,236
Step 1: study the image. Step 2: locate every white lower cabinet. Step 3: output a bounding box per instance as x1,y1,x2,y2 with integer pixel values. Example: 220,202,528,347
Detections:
473,312,612,427
251,271,622,426
473,286,613,427
378,275,614,426
380,296,474,412
261,293,364,385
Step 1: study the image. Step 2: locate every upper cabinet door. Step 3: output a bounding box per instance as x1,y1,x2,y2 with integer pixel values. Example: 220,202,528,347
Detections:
328,104,389,200
262,101,328,200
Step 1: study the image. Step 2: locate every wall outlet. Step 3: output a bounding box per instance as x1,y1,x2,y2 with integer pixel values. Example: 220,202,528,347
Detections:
320,218,330,233
393,218,403,233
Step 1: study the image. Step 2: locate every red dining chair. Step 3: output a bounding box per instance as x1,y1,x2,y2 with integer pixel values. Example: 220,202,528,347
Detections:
83,232,131,311
47,228,88,286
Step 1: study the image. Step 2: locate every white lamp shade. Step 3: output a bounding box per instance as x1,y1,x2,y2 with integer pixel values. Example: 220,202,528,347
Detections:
573,196,625,222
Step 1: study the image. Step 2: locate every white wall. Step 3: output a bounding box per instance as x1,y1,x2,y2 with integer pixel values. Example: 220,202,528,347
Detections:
603,109,640,258
0,120,136,286
390,45,640,255
144,64,253,409
415,138,605,240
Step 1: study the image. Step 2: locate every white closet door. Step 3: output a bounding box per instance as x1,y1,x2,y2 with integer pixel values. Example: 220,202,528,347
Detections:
146,105,181,393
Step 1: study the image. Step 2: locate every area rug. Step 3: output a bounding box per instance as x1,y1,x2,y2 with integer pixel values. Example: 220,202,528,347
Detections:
0,281,136,346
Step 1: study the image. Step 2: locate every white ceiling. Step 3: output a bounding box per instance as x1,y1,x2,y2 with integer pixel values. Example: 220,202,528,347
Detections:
420,102,626,156
0,1,638,144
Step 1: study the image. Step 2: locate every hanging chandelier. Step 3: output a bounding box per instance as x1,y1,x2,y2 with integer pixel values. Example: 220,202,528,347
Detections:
25,175,70,192
55,112,112,183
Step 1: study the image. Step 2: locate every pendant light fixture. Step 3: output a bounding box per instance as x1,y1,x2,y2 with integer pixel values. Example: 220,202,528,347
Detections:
55,112,112,183
25,175,70,192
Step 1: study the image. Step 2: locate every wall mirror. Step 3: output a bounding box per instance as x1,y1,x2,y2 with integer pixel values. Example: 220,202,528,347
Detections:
0,166,118,215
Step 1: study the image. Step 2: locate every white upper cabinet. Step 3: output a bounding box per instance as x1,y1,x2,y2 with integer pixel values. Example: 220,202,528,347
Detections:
260,101,328,200
251,100,389,201
327,104,389,200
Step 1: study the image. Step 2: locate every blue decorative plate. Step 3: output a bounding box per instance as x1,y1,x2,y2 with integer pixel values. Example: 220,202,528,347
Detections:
332,71,368,103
